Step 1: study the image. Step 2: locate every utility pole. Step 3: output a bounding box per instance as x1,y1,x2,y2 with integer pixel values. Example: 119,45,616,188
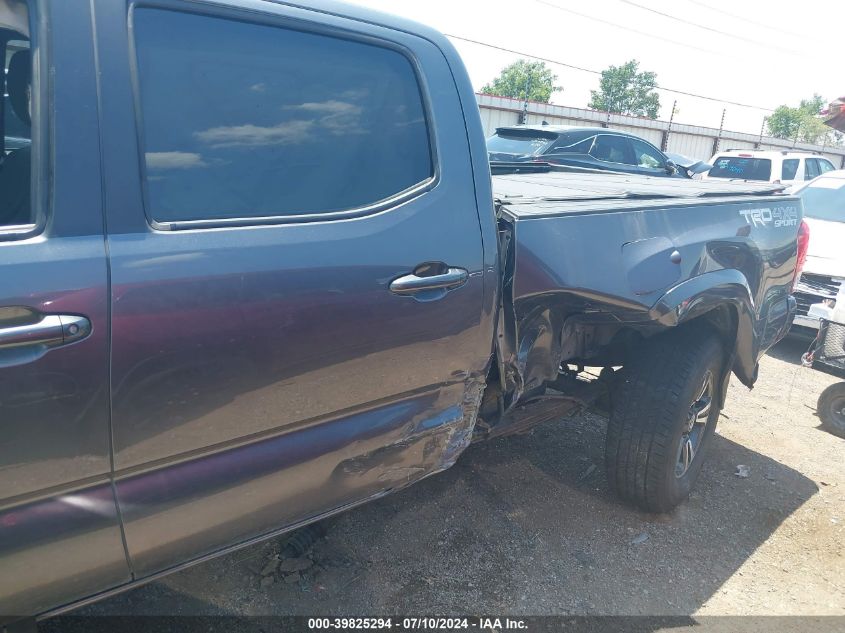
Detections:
712,108,726,156
756,116,767,149
662,100,677,152
604,89,613,128
520,76,532,125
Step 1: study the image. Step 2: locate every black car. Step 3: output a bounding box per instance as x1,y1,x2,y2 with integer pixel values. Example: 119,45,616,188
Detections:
487,125,707,178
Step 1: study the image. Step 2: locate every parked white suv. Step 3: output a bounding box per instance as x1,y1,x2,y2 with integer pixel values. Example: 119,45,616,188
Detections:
791,170,845,330
702,149,837,187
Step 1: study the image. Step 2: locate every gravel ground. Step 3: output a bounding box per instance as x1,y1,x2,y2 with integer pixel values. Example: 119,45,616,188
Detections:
73,334,844,617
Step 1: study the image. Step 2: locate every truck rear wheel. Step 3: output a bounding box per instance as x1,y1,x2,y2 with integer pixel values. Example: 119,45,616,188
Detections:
817,382,845,438
605,329,723,512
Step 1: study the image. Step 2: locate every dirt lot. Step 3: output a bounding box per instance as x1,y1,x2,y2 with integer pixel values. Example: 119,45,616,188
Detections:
76,334,844,617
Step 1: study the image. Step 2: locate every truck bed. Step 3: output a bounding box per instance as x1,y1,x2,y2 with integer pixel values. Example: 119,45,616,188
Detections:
493,170,801,397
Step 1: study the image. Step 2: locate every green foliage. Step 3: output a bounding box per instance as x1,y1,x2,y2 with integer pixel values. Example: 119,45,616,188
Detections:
767,105,803,140
588,60,660,119
799,95,825,116
767,94,840,146
480,60,561,103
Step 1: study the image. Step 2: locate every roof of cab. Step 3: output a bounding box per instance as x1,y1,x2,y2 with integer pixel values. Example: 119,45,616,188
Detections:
272,0,459,61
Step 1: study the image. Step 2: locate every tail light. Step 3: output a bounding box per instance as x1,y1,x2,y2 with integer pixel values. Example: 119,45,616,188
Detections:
792,220,810,291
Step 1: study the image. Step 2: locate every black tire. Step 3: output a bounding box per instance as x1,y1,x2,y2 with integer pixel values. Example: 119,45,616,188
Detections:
817,382,845,439
605,328,723,513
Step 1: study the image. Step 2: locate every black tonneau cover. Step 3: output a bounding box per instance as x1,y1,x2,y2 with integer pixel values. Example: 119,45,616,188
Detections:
493,170,785,208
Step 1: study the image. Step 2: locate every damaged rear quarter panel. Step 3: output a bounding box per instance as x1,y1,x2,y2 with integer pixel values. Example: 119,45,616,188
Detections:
499,195,801,392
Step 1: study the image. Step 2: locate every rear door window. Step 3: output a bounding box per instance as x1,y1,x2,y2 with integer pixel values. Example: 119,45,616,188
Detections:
591,135,635,165
708,156,772,181
132,8,433,223
781,159,799,181
805,158,821,181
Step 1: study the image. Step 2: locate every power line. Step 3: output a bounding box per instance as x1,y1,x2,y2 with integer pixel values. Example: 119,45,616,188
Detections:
617,0,800,55
530,0,723,57
445,34,775,112
680,0,814,41
444,35,601,77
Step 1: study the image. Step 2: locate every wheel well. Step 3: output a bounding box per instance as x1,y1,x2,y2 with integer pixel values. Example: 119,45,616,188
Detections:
627,304,740,367
560,304,740,370
689,304,739,354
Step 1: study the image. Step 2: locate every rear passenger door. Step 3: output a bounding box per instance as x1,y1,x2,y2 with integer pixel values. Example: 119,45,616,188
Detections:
93,1,489,577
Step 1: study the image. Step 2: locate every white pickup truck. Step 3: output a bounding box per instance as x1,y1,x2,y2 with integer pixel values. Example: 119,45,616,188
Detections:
792,170,845,329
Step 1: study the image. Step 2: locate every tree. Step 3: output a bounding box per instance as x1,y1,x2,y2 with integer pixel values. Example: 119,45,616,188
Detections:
767,105,803,140
480,60,561,104
588,60,660,119
767,94,840,146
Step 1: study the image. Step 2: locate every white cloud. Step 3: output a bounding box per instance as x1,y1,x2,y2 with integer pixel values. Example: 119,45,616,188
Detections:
194,120,316,147
285,100,362,115
340,89,369,101
193,98,368,147
285,100,364,135
145,152,208,169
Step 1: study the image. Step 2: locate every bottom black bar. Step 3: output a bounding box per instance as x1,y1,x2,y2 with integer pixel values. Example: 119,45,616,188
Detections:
28,616,845,633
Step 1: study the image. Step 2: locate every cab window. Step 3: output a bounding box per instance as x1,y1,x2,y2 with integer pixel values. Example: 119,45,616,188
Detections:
781,159,799,181
0,4,32,229
133,8,433,223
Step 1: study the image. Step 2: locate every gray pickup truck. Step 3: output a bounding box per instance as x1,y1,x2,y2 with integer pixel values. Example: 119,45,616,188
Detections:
0,0,804,621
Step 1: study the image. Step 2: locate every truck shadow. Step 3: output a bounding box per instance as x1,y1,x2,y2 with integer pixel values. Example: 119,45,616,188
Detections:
59,408,818,621
428,413,819,615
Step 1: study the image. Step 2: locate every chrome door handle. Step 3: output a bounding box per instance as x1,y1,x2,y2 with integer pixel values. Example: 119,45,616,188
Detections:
389,266,469,296
0,314,91,350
